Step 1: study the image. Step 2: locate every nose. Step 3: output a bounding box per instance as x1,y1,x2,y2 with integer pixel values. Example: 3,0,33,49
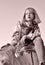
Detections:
28,14,31,18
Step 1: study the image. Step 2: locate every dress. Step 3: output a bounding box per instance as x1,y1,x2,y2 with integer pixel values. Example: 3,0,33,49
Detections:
11,21,44,65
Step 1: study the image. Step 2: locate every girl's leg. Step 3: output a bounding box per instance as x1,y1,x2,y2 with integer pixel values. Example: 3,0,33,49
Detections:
33,36,45,65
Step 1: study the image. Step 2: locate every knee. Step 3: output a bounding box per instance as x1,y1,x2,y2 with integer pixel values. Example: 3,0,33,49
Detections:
33,36,44,46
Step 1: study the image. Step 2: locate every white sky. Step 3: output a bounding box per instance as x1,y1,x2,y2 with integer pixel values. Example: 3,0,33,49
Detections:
0,0,45,47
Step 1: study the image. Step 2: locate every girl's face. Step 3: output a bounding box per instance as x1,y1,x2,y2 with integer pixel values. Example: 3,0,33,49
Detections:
25,9,34,21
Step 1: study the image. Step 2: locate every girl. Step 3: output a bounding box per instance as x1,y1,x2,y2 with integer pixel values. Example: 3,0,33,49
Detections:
11,7,45,65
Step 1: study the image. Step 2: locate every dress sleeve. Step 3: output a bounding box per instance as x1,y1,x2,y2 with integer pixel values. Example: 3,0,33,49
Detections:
11,21,22,46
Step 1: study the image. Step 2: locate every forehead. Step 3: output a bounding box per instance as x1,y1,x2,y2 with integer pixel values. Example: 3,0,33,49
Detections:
25,9,34,14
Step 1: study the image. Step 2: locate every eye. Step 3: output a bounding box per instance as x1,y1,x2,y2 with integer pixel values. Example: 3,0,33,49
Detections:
1,60,4,63
4,62,9,65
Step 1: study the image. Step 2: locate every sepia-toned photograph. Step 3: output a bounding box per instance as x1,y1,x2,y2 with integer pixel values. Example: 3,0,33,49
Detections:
0,0,45,65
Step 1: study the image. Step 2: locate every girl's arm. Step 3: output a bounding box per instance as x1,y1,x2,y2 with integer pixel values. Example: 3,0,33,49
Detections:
11,21,22,46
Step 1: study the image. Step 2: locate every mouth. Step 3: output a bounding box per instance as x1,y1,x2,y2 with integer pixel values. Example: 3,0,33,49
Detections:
28,16,30,19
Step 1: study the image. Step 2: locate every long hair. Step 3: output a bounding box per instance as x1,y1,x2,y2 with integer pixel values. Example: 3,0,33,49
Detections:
22,7,41,24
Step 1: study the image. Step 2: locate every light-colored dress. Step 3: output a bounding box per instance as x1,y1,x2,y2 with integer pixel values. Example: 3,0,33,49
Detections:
11,21,44,65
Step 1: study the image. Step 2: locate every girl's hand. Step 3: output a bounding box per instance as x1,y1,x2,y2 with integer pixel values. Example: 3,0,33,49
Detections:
27,32,33,39
20,35,27,44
